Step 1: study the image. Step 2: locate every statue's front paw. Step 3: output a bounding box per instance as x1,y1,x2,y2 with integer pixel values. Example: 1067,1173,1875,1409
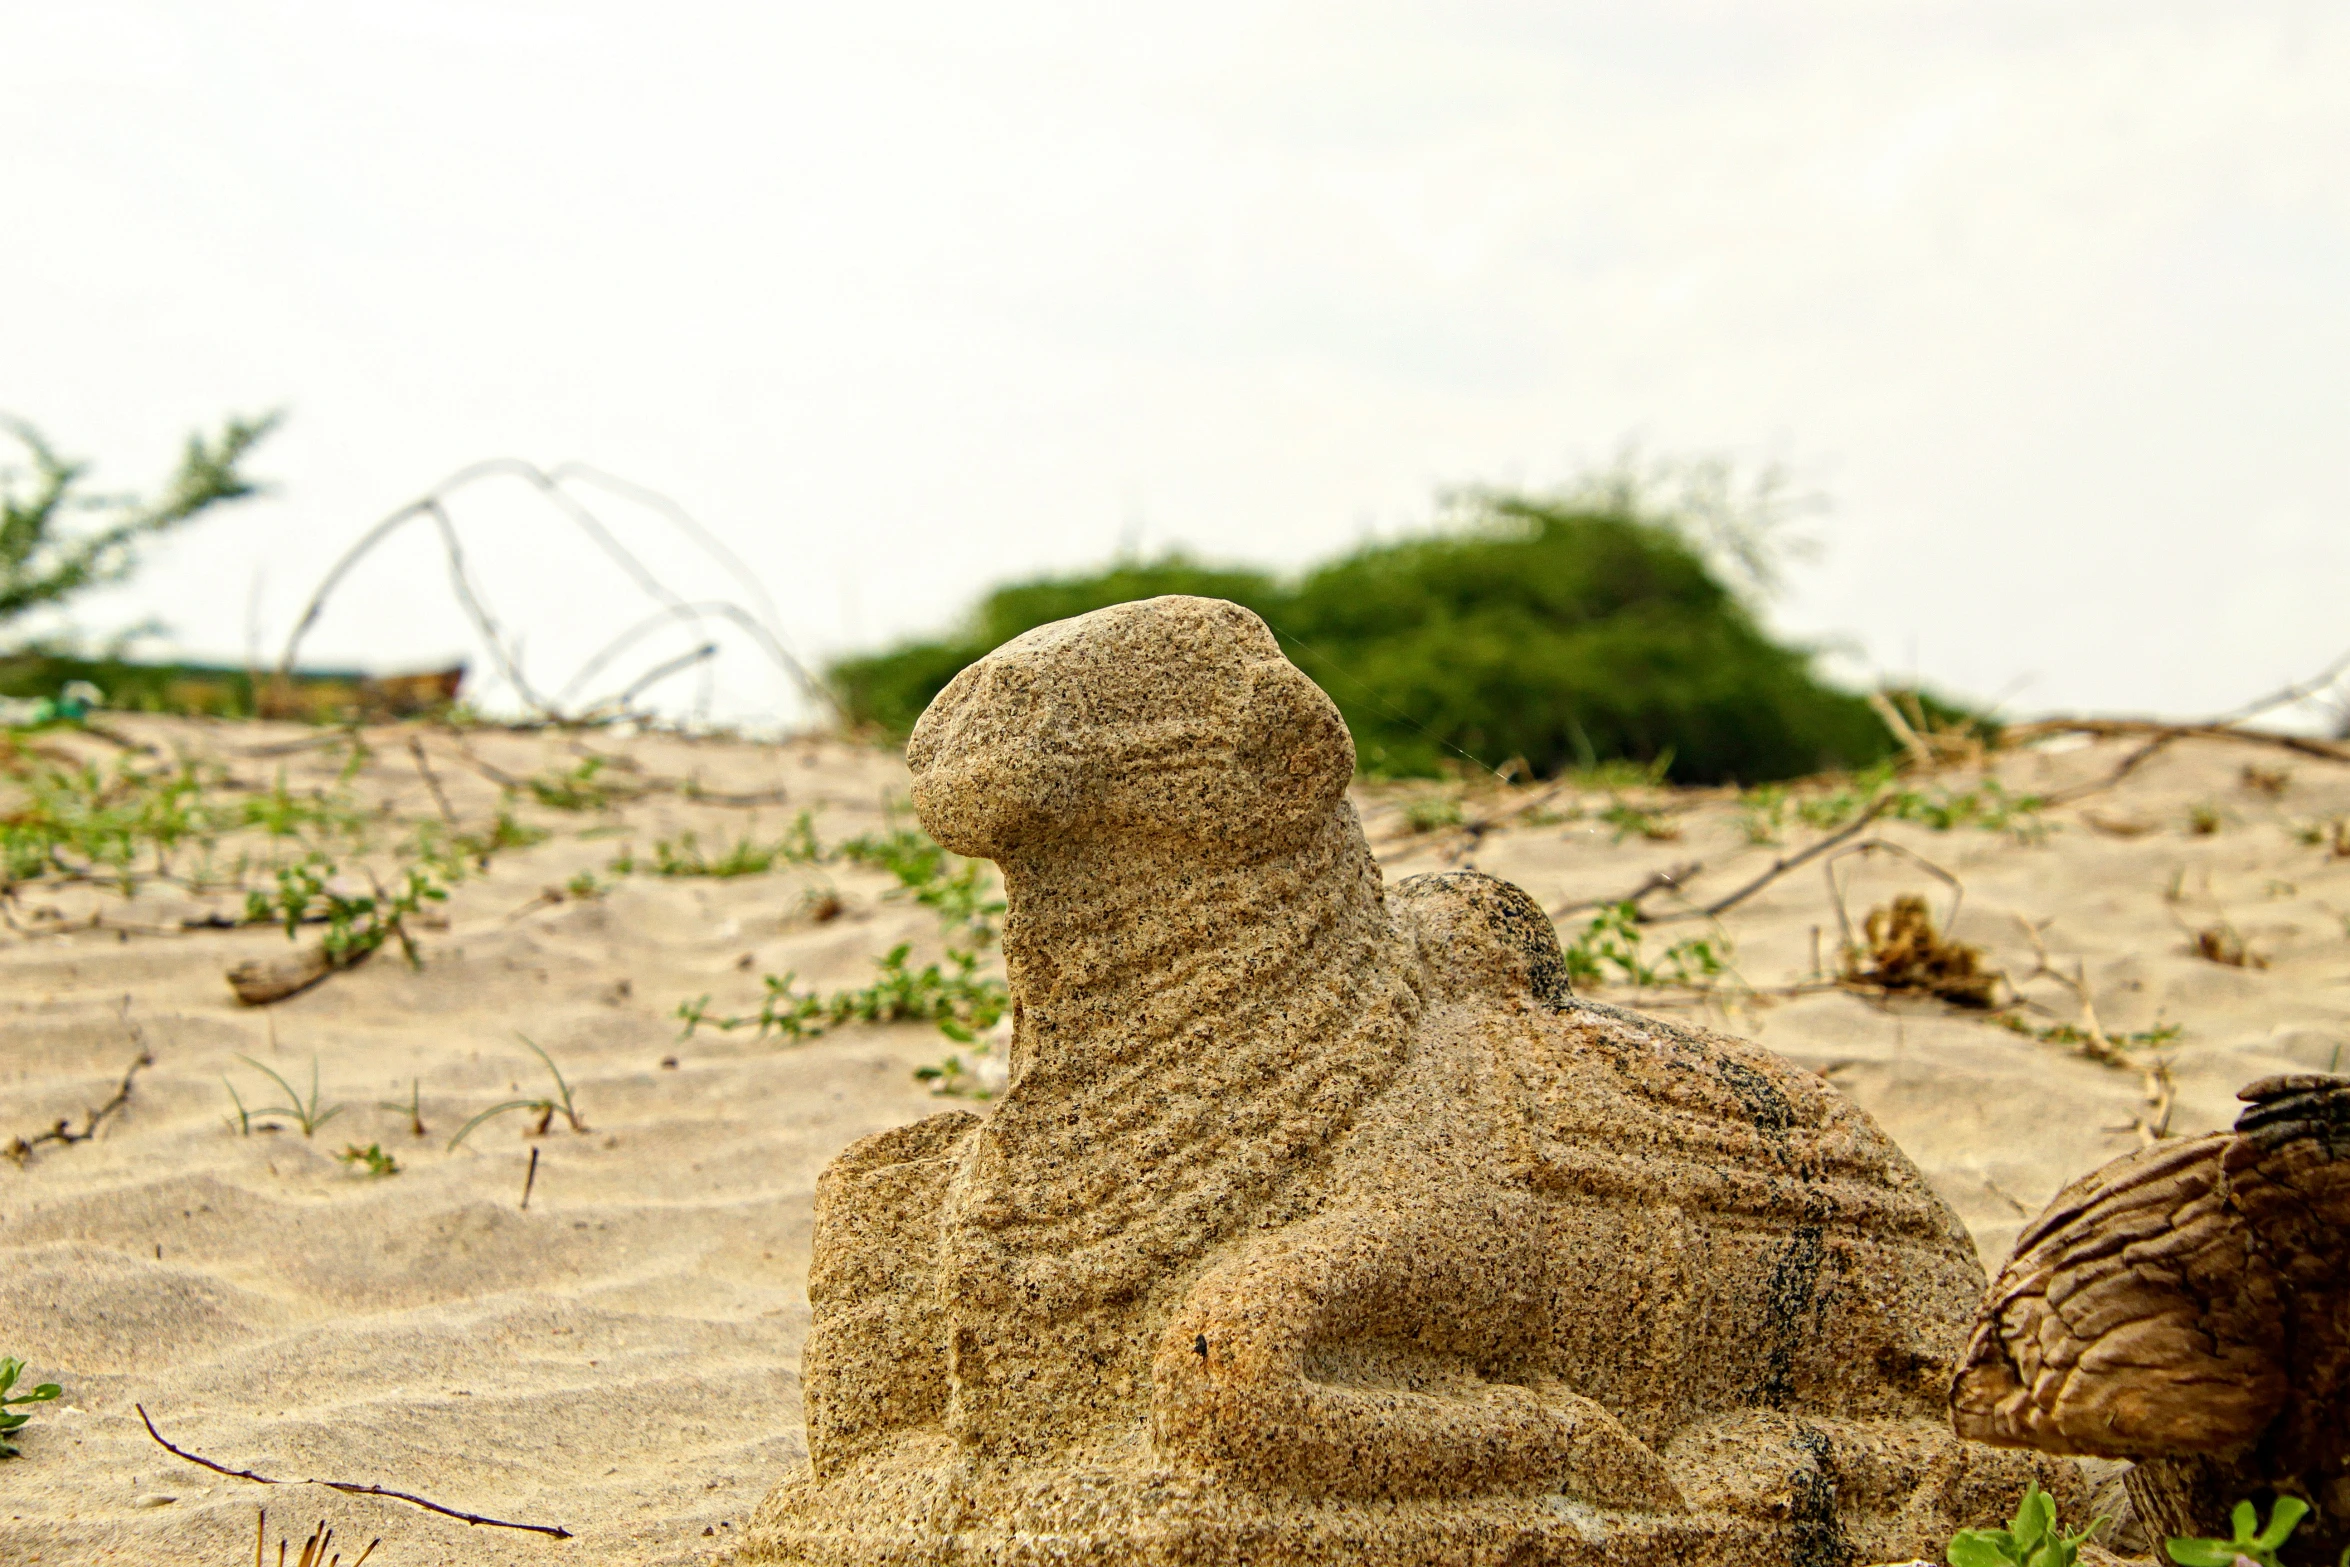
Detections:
1528,1381,1686,1514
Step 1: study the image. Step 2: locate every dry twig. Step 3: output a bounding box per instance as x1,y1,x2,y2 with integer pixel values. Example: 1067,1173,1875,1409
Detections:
2006,717,2350,766
138,1405,571,1539
4,999,154,1165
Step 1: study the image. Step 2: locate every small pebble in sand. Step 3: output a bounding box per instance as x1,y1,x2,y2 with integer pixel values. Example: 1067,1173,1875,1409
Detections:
131,1493,176,1508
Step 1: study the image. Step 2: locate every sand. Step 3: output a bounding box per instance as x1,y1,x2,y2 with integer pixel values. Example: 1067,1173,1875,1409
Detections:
2,717,2344,1564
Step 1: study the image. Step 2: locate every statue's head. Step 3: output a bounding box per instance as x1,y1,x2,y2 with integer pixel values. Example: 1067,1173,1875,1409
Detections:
906,596,1353,865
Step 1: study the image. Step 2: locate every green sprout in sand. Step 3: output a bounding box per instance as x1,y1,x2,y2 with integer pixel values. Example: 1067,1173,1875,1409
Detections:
0,1357,62,1458
447,1036,586,1150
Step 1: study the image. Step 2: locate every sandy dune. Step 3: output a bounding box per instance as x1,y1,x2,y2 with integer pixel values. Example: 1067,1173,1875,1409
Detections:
2,718,2344,1563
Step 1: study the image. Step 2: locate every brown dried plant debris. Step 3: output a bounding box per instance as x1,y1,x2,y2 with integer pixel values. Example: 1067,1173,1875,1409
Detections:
1842,894,2002,1007
2193,922,2268,970
2239,762,2292,797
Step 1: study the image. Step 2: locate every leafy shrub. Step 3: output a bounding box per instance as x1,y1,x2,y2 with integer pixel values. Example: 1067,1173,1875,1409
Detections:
0,413,277,631
828,489,1943,785
1946,1481,2103,1566
2163,1496,2308,1567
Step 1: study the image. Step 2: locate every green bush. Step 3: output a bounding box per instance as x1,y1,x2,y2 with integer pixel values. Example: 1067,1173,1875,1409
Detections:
829,490,1935,785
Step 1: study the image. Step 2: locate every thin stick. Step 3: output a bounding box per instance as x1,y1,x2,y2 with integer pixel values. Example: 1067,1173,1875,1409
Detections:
1822,838,1965,954
137,1405,572,1538
1867,688,1934,770
1552,861,1705,919
2003,717,2350,765
1625,794,1895,927
2040,733,2177,806
407,737,458,827
4,1032,155,1166
520,1146,540,1210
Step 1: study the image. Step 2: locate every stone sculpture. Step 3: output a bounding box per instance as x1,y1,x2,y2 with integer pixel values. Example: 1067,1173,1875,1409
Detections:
735,595,2058,1567
1953,1072,2350,1564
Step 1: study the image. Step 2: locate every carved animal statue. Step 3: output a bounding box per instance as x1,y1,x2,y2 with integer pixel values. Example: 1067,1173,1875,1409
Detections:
1952,1073,2350,1564
735,595,2060,1567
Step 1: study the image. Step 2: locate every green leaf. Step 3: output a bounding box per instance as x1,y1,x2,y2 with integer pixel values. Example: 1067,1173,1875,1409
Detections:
2012,1482,2053,1549
2165,1542,2245,1566
1948,1530,2022,1567
2255,1498,2311,1549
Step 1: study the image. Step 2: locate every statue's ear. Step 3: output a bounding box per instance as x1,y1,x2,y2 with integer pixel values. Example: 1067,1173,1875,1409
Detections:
1234,661,1353,826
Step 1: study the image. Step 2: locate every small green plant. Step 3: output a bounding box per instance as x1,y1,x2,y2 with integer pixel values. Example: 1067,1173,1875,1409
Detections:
1401,795,1464,833
2163,1495,2309,1566
914,1048,999,1100
0,1356,63,1458
1996,1015,2182,1054
677,944,1009,1043
336,1142,399,1177
650,830,784,878
1560,902,1726,990
564,869,604,900
2188,800,2224,836
2291,817,2350,857
608,812,823,880
230,1055,344,1138
526,757,617,811
1599,797,1680,843
376,1078,427,1137
1786,763,2045,840
1736,783,1788,844
836,822,1003,945
244,856,448,968
1945,1480,2104,1567
446,1036,587,1150
1,412,278,630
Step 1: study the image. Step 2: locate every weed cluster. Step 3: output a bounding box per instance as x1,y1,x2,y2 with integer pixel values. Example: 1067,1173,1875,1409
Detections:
2165,1496,2310,1567
0,737,558,1003
1945,1481,2102,1566
337,1142,399,1177
1995,1015,2181,1054
0,752,368,896
674,815,1010,1054
245,859,447,969
1946,1481,2317,1567
527,756,618,811
1400,795,1464,834
1560,902,1727,991
1598,798,1679,843
1739,763,2044,845
606,810,821,880
680,944,1007,1044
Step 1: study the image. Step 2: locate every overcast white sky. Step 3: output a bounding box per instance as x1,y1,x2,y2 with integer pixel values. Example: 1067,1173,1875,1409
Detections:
6,2,2345,729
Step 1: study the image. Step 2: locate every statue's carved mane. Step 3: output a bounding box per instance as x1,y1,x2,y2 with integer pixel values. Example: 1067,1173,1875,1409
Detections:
948,806,1421,1311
